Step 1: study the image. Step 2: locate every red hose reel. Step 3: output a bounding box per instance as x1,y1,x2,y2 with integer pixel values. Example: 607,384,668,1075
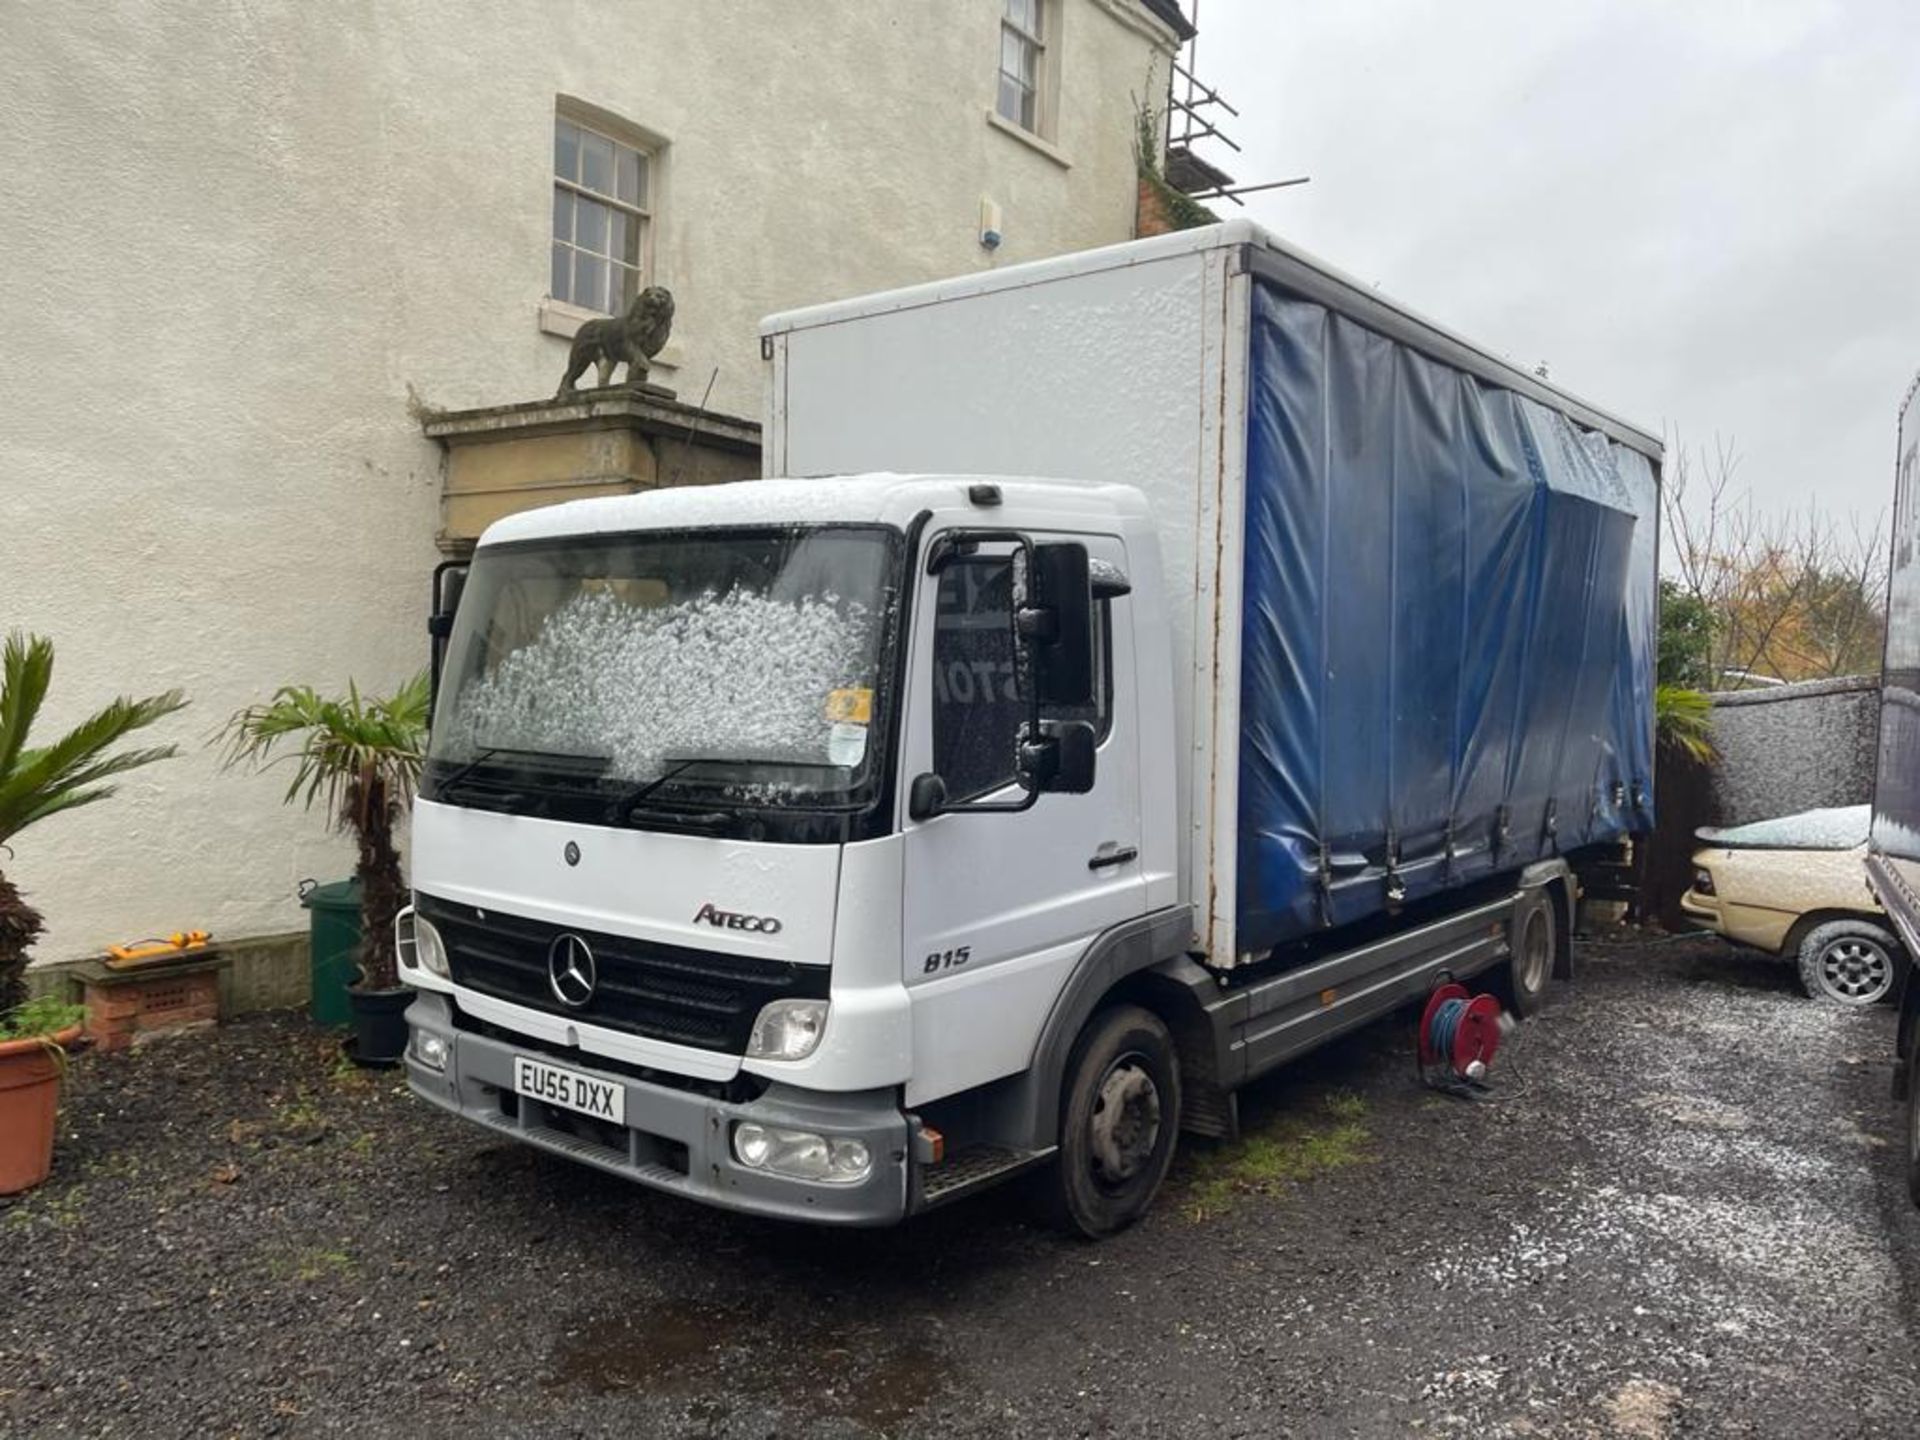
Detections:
1418,982,1509,1086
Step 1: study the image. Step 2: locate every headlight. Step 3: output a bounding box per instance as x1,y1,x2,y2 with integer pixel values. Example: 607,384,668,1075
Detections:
745,999,828,1061
396,908,451,979
731,1122,872,1184
410,1030,449,1072
415,917,450,977
1693,867,1716,897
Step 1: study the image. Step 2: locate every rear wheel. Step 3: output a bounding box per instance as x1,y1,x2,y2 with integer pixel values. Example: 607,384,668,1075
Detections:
1042,1004,1181,1239
1796,920,1903,1007
1500,890,1556,1017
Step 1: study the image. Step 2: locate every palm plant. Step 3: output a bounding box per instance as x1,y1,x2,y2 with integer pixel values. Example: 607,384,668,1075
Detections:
217,675,429,992
1655,683,1717,764
0,631,187,1021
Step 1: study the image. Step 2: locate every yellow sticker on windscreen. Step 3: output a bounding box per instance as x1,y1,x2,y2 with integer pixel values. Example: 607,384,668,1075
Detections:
825,687,873,724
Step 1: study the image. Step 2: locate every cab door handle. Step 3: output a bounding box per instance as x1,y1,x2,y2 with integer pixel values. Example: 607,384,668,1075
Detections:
1088,846,1138,871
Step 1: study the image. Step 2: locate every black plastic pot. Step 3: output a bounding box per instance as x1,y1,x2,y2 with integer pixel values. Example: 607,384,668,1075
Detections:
346,986,412,1068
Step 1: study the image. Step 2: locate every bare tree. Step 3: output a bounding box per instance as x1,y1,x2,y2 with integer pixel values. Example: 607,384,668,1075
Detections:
1661,434,1886,688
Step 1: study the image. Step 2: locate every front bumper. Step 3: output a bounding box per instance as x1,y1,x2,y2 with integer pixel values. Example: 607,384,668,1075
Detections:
1679,889,1798,954
1679,889,1722,927
403,992,911,1225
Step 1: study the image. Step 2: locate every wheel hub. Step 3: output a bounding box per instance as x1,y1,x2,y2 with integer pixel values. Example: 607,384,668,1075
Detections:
1089,1058,1161,1187
1820,939,1891,1003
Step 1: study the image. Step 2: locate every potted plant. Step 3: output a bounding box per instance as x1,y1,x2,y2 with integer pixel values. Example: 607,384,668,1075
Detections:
1,631,186,1194
218,675,428,1067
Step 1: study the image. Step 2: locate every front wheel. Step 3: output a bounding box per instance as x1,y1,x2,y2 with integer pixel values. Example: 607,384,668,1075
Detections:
1042,1004,1181,1239
1796,920,1903,1007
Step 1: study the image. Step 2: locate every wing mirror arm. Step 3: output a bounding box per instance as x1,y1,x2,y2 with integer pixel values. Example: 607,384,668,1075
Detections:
428,561,469,718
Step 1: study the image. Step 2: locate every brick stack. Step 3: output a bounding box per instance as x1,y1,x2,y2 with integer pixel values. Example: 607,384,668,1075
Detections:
76,955,226,1052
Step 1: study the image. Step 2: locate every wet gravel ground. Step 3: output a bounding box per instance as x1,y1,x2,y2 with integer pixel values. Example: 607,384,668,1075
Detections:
4,931,1918,1439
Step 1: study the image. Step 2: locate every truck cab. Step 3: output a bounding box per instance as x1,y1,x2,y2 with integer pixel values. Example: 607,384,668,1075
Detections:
400,474,1189,1231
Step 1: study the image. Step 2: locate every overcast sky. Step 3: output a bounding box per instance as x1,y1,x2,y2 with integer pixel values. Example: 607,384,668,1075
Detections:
1195,0,1920,524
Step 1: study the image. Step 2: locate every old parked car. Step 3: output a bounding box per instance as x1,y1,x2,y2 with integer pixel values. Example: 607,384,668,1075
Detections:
1682,805,1908,1006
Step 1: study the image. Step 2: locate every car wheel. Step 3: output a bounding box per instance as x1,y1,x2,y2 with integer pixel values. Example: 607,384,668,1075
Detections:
1041,1004,1181,1239
1795,919,1904,1007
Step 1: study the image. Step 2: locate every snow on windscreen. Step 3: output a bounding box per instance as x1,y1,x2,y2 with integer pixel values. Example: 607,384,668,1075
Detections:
451,586,878,784
1696,804,1870,851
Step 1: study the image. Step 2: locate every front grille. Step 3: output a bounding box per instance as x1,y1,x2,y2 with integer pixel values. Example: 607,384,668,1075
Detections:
418,894,826,1055
450,1007,768,1103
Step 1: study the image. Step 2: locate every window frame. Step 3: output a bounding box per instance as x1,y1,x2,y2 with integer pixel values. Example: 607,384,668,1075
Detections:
927,552,1115,806
996,0,1048,136
551,113,654,317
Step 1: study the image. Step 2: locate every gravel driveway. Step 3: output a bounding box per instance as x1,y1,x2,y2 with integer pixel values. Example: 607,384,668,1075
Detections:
5,932,1918,1438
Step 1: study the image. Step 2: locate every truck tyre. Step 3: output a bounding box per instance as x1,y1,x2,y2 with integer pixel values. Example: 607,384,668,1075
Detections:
1499,890,1556,1018
1043,1004,1181,1239
1795,919,1904,1007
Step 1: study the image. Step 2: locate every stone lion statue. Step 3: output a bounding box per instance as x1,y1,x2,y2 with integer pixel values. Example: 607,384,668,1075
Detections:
557,285,675,396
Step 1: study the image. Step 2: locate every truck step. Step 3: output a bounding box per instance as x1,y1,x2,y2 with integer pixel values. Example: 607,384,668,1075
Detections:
919,1145,1051,1208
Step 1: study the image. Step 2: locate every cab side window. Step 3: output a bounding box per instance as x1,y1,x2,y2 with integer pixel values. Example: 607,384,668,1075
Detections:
929,556,1110,803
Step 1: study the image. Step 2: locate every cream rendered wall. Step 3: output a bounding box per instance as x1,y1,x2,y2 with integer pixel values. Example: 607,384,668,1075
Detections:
0,1,1176,962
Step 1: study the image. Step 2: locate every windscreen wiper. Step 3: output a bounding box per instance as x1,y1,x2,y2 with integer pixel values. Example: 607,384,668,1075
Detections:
435,744,606,814
606,756,848,823
606,757,715,821
439,782,533,814
432,745,509,794
434,745,608,794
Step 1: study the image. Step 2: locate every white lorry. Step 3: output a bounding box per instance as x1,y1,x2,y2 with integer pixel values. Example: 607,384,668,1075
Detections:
400,221,1661,1235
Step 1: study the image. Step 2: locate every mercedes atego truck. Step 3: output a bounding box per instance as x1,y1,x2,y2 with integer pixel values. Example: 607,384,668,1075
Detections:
398,222,1662,1236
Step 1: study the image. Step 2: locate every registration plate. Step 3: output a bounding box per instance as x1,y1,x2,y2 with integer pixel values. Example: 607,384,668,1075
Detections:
513,1056,625,1125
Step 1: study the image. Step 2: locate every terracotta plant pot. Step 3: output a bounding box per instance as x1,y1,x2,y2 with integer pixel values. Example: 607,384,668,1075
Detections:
0,1024,82,1195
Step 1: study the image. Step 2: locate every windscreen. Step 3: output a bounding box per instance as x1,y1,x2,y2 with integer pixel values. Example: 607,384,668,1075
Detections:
427,525,900,814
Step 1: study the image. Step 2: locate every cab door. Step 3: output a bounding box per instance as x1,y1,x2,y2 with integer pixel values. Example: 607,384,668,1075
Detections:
898,530,1144,1106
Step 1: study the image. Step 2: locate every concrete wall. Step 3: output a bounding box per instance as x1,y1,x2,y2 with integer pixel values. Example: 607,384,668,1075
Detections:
1707,676,1881,826
1,1,1177,963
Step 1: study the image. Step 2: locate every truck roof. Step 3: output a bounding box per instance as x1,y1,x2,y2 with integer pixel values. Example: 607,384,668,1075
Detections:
761,219,1663,462
478,473,1150,547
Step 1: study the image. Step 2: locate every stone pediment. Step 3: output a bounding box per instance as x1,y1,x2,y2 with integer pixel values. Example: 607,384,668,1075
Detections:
420,389,761,552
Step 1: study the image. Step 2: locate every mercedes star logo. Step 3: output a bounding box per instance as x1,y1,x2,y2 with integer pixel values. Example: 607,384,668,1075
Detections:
546,933,596,1009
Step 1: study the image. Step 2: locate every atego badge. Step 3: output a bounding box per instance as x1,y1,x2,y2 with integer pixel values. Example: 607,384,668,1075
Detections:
692,902,783,935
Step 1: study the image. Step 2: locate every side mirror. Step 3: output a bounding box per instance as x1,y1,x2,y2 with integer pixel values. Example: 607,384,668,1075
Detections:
1017,721,1097,796
431,563,467,637
428,561,469,713
908,772,948,822
1018,543,1095,708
